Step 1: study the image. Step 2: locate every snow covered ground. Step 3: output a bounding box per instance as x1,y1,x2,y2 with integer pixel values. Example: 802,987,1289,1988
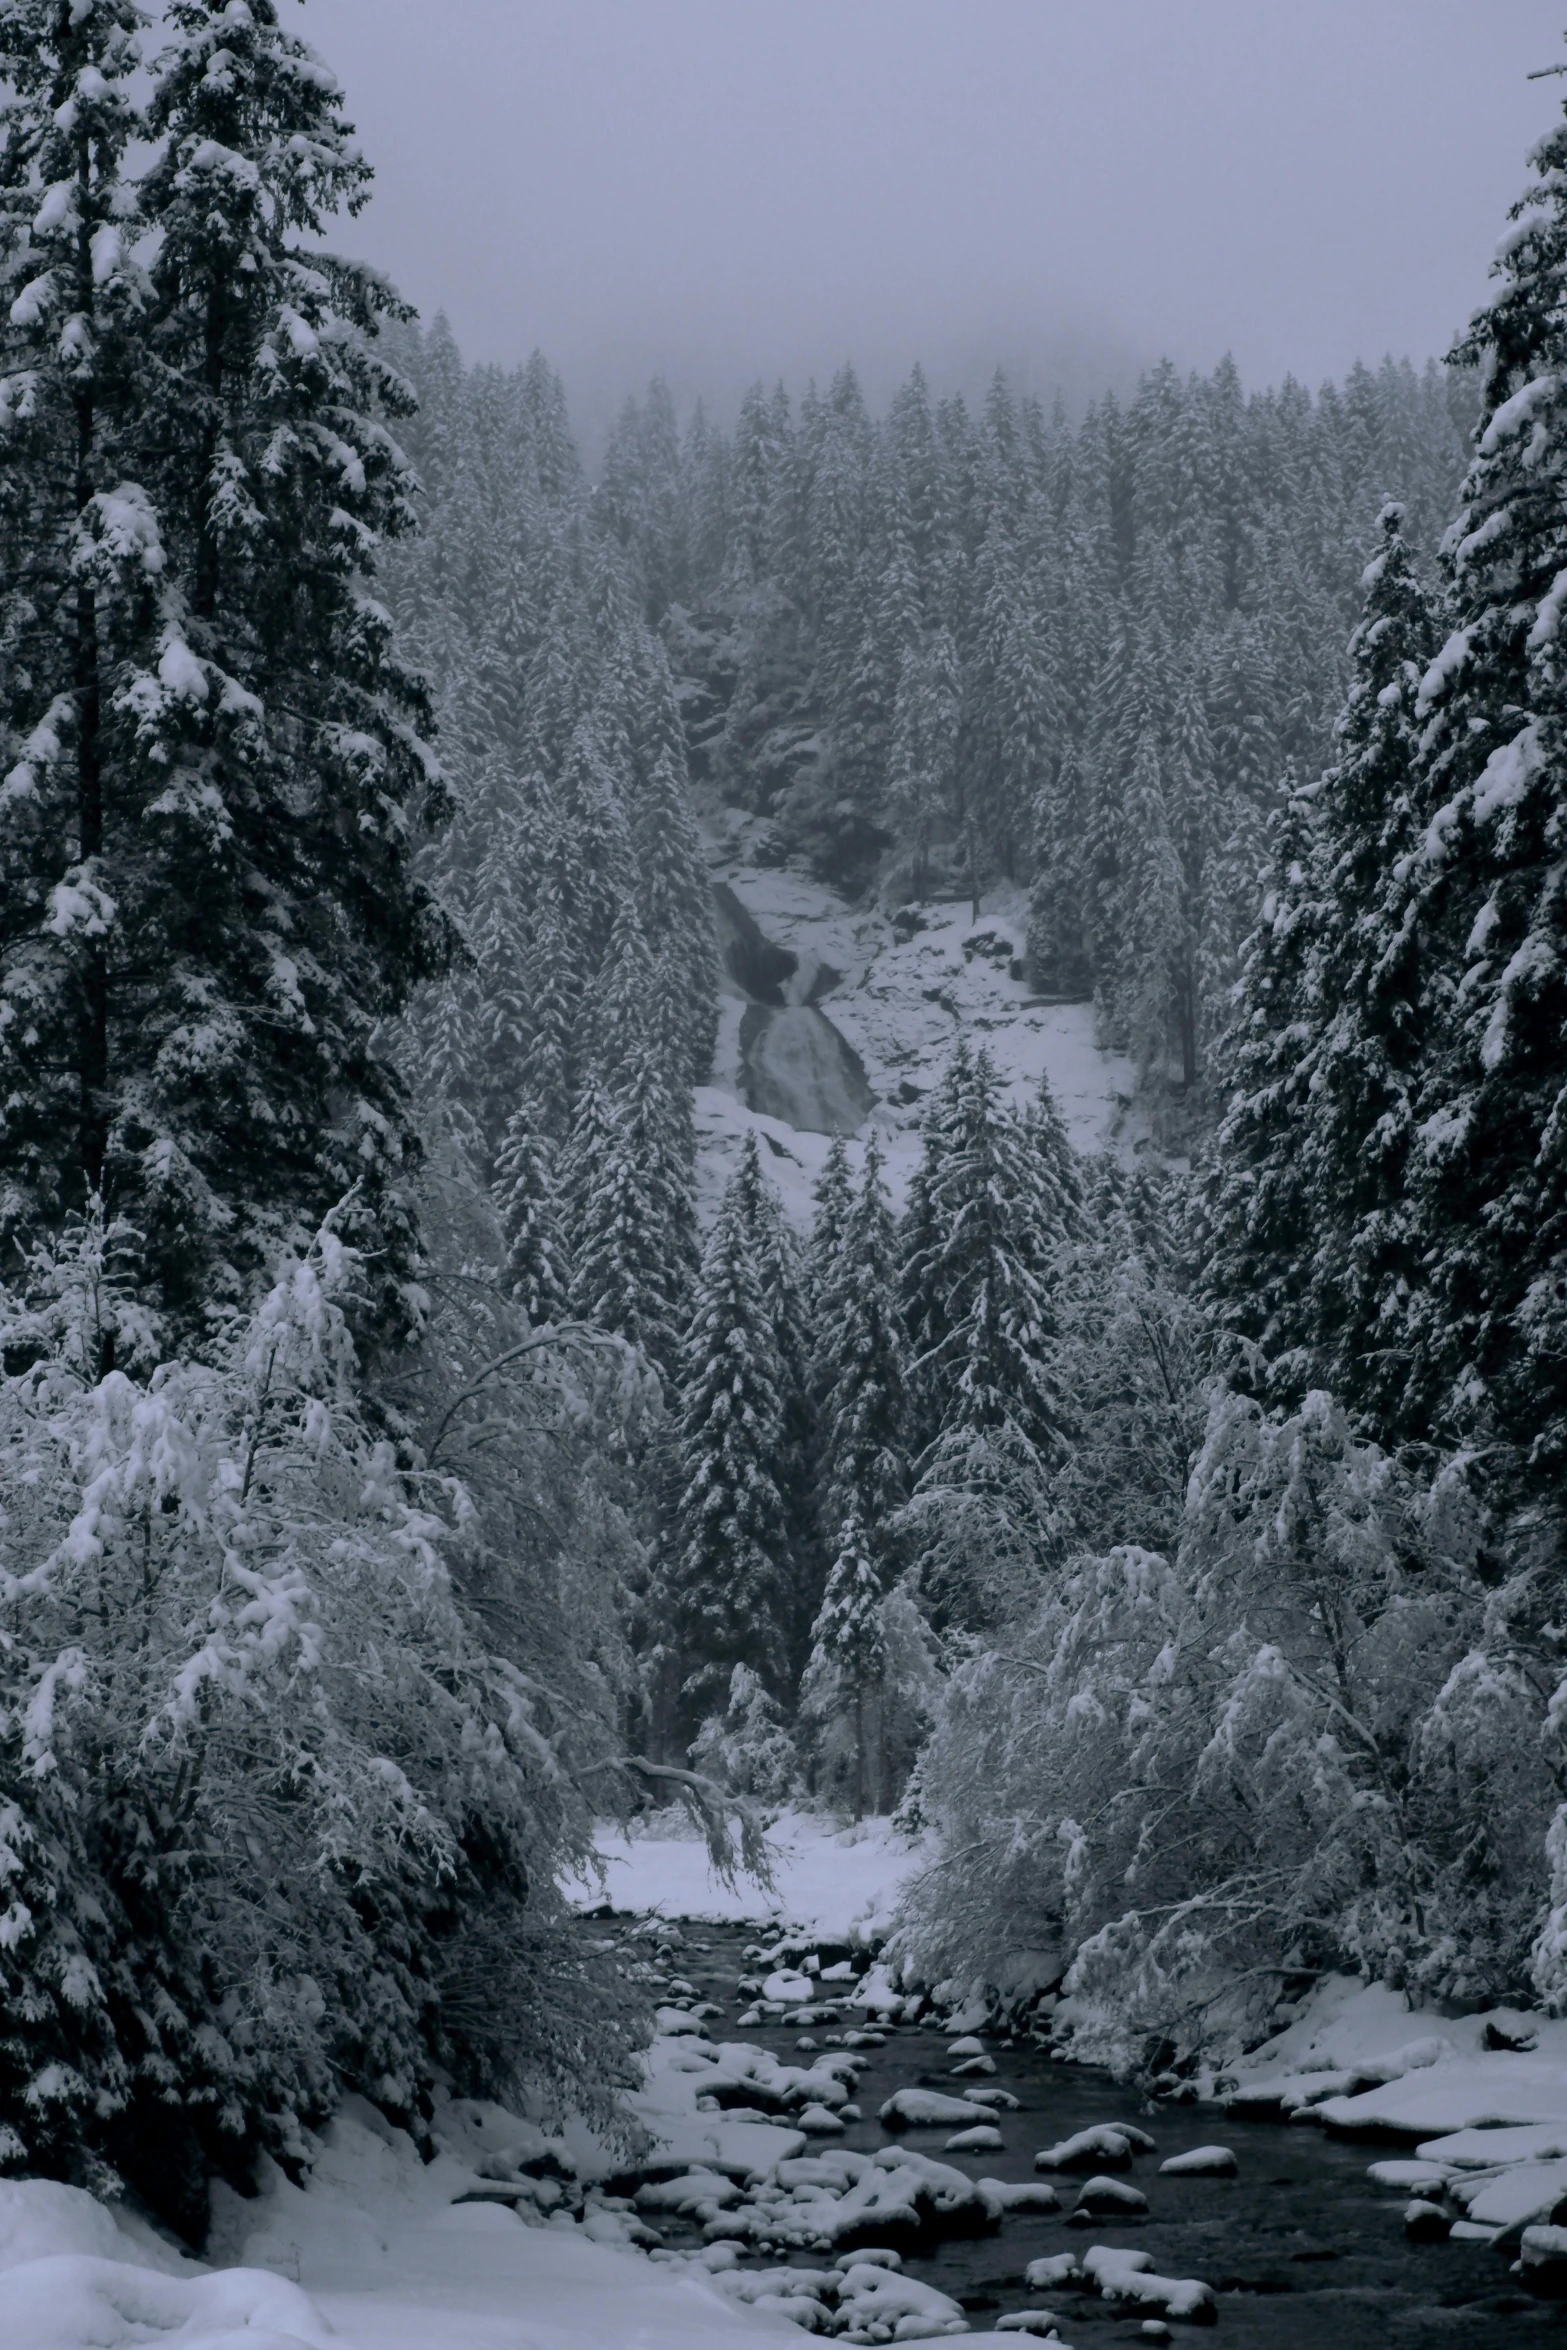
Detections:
564,1806,931,1944
0,2118,818,2350
698,812,1139,1228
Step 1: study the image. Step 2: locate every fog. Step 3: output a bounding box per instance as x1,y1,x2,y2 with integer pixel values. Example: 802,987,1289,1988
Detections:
312,0,1565,437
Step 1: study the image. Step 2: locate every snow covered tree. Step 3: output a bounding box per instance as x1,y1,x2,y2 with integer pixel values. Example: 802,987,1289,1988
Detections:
899,1037,976,1457
803,1138,910,1812
1204,502,1439,1414
800,1515,886,1817
661,1137,793,1737
1200,780,1327,1393
888,628,960,902
0,1209,642,2212
1364,90,1567,1490
903,1388,1542,2069
805,1134,854,1322
0,0,151,1269
2,0,452,1346
492,1097,570,1326
627,638,718,1085
815,1133,908,1542
900,1049,1070,1628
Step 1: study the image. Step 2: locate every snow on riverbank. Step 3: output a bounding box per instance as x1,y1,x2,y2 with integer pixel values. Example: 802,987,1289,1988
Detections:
565,1807,930,1943
0,2104,818,2350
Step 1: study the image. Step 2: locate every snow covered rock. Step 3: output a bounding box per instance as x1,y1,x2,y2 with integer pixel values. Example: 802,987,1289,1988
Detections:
657,2006,711,2036
978,2180,1060,2214
1405,2199,1451,2241
1367,2159,1452,2190
1519,2223,1567,2295
944,2124,1004,2152
947,2036,986,2058
880,2086,994,2128
1157,2145,1236,2178
1025,2253,1082,2290
634,2169,744,2217
1079,2245,1215,2321
1447,2155,1567,2233
0,2257,338,2350
1034,2123,1153,2172
798,2102,848,2135
834,2257,969,2338
765,1970,817,2004
995,2313,1068,2338
950,2053,997,2077
1069,2175,1150,2219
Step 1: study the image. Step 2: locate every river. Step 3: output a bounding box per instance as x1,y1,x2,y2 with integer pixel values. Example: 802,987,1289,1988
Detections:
641,1921,1559,2346
713,884,876,1138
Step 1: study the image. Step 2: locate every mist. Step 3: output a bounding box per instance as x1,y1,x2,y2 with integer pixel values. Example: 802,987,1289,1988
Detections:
312,0,1565,440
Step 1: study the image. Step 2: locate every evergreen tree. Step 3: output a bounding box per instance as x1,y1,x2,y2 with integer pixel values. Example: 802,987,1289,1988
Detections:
901,1050,1069,1625
816,1133,909,1541
1366,96,1567,1487
628,639,718,1084
492,1098,570,1326
805,1134,854,1322
801,1514,886,1817
1206,503,1439,1411
664,1137,792,1733
1201,780,1326,1389
728,1129,817,1669
0,0,149,1261
2,0,452,1343
899,1037,975,1455
888,628,959,902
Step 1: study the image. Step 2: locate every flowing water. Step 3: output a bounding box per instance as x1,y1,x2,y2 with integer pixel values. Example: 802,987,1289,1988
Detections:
645,1922,1567,2347
712,882,876,1137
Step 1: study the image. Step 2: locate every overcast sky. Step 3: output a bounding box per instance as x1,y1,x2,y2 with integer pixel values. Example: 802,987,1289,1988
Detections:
311,0,1567,437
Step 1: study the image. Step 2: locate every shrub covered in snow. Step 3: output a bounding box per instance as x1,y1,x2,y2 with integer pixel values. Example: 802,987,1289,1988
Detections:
0,1212,643,2214
900,1382,1565,2067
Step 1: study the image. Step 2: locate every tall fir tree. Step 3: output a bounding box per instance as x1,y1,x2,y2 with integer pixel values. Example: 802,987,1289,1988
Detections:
663,1135,792,1736
1203,502,1440,1413
1364,94,1567,1489
492,1096,570,1327
2,0,452,1344
815,1133,909,1543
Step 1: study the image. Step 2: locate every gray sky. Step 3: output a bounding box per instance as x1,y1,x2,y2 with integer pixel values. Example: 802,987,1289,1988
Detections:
312,0,1567,434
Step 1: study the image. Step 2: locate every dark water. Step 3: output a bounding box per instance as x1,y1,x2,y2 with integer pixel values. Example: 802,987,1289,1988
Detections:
653,1924,1567,2346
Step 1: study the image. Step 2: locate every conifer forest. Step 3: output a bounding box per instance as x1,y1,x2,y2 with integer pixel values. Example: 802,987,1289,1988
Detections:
10,5,1567,2343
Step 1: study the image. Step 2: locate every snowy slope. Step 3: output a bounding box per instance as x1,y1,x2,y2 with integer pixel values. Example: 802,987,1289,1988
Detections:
697,808,1140,1229
566,1806,932,1941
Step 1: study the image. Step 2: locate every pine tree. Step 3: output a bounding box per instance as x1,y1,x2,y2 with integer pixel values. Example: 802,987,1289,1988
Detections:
727,1129,817,1667
900,1038,975,1455
1362,91,1567,1487
518,835,580,1142
901,1049,1069,1625
492,1098,570,1326
664,1137,792,1733
802,1514,886,1817
1201,778,1327,1389
2,0,452,1343
888,629,959,902
1203,504,1443,1417
816,1133,908,1541
628,637,718,1084
0,0,152,1244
